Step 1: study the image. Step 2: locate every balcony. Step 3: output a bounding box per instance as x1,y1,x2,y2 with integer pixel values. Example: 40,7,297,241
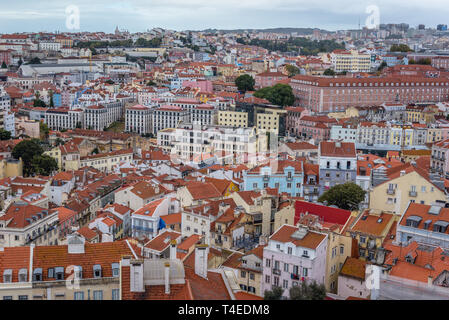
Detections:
409,191,417,197
291,273,300,280
272,268,281,276
386,189,395,195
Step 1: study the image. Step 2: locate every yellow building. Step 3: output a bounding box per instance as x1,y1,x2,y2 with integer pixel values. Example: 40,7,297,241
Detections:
369,164,447,215
389,126,414,146
345,210,396,262
427,127,442,143
44,146,62,170
218,110,248,128
330,50,371,73
256,109,286,135
0,157,23,179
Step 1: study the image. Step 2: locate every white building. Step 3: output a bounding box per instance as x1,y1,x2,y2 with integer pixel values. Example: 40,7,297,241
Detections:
0,86,10,112
152,105,189,135
125,104,152,134
330,124,357,143
45,108,83,131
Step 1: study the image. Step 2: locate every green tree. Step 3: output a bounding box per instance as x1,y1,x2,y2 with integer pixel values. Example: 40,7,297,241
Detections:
285,64,300,77
91,147,99,155
289,280,326,300
318,182,366,211
378,61,388,71
39,122,49,140
0,129,11,140
147,80,156,86
18,58,23,67
235,74,255,92
26,57,41,65
1,62,6,69
54,138,64,146
390,44,413,52
31,154,58,176
12,139,44,176
49,90,54,108
323,68,335,76
254,83,295,106
264,287,284,300
105,79,115,85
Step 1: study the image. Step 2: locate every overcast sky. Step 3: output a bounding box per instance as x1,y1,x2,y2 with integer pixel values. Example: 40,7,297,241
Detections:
0,0,448,33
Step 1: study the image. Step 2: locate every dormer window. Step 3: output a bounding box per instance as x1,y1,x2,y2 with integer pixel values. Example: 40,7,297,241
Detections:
3,269,12,283
111,263,119,277
18,268,27,282
93,264,102,278
33,268,42,282
55,267,64,280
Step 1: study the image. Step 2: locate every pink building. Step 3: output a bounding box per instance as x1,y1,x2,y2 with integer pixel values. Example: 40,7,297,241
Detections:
293,115,337,142
255,72,288,89
182,79,213,93
291,74,449,113
262,225,328,299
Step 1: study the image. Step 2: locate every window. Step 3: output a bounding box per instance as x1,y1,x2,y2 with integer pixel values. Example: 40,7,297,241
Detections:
273,276,279,287
303,250,308,257
112,289,120,300
288,247,292,255
18,295,28,300
265,275,270,283
303,268,308,277
48,268,55,279
33,268,42,281
360,236,366,244
249,273,255,280
241,270,246,278
284,263,289,272
55,267,64,280
283,279,289,289
340,245,344,255
3,269,12,283
266,259,271,268
93,290,103,300
111,263,119,277
93,265,102,278
74,292,84,300
3,296,12,300
18,269,27,282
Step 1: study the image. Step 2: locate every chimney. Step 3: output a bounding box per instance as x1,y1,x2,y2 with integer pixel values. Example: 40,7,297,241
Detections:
130,260,145,292
194,244,209,279
335,141,341,148
164,262,170,294
400,170,406,176
170,239,177,260
67,234,85,254
428,276,433,287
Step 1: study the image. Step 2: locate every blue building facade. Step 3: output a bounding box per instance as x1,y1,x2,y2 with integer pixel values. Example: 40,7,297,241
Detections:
243,161,304,197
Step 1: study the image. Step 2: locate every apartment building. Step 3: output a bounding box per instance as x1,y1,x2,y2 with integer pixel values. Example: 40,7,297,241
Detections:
157,125,268,167
218,110,248,128
190,104,216,126
0,86,10,112
370,162,447,215
319,141,357,191
0,235,137,300
255,72,288,89
152,105,189,135
45,108,83,131
431,139,449,178
330,50,371,73
0,201,59,247
125,104,152,134
291,75,449,113
345,210,395,263
79,149,133,173
243,160,304,197
396,202,449,248
262,225,327,299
